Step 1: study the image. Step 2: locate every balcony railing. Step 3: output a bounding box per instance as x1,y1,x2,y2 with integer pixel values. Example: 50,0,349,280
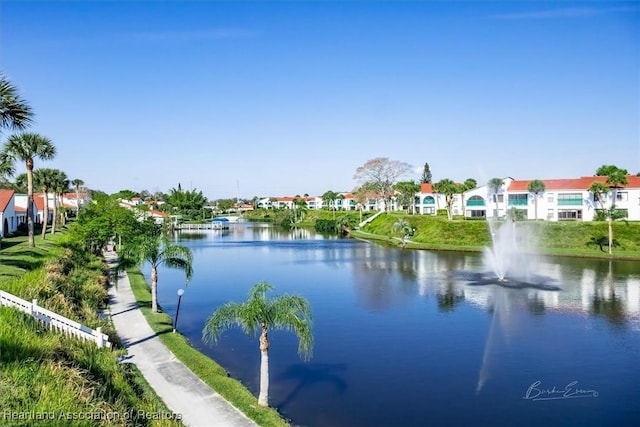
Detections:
557,199,583,206
508,199,528,206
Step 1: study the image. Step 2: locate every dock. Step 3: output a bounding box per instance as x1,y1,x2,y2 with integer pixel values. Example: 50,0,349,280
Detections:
174,222,229,230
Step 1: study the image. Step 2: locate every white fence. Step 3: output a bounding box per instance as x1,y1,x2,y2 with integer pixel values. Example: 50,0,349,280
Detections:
0,290,111,348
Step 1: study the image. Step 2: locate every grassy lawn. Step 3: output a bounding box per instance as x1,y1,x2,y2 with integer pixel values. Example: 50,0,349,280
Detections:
0,231,183,427
126,268,290,427
355,213,640,259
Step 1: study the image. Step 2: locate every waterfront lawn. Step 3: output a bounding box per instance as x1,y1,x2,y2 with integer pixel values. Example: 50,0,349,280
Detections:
0,233,181,427
127,268,290,427
357,213,640,258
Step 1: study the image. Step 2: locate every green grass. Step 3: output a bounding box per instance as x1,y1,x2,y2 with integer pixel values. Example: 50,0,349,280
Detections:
354,213,640,259
127,268,290,427
0,231,183,427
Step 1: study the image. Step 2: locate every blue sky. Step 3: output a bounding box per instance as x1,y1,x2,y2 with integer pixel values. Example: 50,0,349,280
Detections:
1,1,638,200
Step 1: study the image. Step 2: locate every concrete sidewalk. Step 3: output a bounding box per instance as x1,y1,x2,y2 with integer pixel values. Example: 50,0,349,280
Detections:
105,253,258,427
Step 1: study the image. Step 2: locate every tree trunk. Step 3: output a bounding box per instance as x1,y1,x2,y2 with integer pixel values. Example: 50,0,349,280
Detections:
534,196,538,221
258,324,270,406
607,216,613,255
75,187,80,217
151,266,158,312
51,193,58,234
41,193,49,239
26,161,35,247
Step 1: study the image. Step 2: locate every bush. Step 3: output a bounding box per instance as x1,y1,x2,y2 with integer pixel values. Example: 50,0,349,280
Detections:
436,209,448,216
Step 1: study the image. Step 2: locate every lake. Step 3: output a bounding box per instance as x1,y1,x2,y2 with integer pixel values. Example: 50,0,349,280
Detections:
149,222,640,427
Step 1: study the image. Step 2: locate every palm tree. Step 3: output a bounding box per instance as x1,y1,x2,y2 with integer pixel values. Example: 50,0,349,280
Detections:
603,167,629,255
488,178,504,219
33,168,56,238
1,133,56,247
50,169,69,233
71,178,84,217
433,179,457,220
527,179,546,221
588,181,609,213
123,231,193,312
202,282,313,407
0,74,33,132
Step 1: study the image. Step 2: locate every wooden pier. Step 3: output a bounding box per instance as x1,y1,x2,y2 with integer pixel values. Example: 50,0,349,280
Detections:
174,222,229,231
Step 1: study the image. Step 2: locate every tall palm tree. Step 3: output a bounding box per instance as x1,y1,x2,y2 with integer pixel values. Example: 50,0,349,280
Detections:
527,179,546,221
1,133,56,247
33,168,56,238
588,181,609,213
71,178,84,217
603,167,629,255
488,178,504,219
50,169,69,233
123,231,193,312
0,74,33,132
202,282,313,407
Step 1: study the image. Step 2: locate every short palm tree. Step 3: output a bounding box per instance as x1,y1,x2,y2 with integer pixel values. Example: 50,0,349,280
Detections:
124,231,193,312
71,178,84,217
0,74,33,132
527,179,546,220
202,282,313,407
488,178,504,219
1,133,56,247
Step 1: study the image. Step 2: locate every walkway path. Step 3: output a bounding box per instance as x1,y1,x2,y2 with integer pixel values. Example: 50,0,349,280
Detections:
105,253,258,427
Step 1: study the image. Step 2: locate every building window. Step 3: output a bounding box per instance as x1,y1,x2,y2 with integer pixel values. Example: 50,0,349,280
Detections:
547,209,554,220
558,209,582,220
424,207,435,215
557,193,583,206
616,192,628,202
467,195,485,206
508,193,528,206
492,194,504,203
469,210,486,218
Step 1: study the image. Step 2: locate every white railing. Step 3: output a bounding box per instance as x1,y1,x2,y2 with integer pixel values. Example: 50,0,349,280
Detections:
0,290,111,348
359,210,385,228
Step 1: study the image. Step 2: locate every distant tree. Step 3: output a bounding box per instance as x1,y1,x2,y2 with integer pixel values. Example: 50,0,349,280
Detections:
321,190,337,212
393,181,420,214
527,179,546,221
433,179,458,220
166,187,208,219
202,282,313,407
595,165,628,177
216,199,234,213
0,74,33,132
112,189,138,200
420,162,432,184
353,157,412,212
488,178,504,219
1,132,56,247
71,178,84,217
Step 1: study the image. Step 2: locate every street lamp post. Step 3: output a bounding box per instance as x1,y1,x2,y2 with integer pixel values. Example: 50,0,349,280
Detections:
173,288,185,333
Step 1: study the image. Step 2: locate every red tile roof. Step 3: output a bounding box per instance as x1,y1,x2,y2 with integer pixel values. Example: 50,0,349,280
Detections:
420,183,434,193
34,193,48,211
0,189,15,213
508,175,640,192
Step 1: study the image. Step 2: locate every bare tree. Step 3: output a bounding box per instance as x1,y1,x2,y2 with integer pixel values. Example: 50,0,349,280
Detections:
353,157,412,212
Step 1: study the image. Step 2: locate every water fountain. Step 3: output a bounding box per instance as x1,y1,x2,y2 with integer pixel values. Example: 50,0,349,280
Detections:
470,217,561,291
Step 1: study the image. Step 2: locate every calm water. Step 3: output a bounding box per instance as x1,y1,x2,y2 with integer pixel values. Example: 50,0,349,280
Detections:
150,223,640,427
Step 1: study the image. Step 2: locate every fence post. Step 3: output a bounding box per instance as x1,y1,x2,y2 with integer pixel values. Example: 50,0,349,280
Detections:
95,327,104,348
31,299,38,317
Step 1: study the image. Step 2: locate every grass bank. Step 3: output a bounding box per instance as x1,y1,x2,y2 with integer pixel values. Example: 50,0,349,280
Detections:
354,213,640,259
0,232,181,427
126,268,290,427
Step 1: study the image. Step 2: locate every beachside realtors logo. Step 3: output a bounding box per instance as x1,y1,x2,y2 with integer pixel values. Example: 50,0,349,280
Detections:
523,380,599,401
